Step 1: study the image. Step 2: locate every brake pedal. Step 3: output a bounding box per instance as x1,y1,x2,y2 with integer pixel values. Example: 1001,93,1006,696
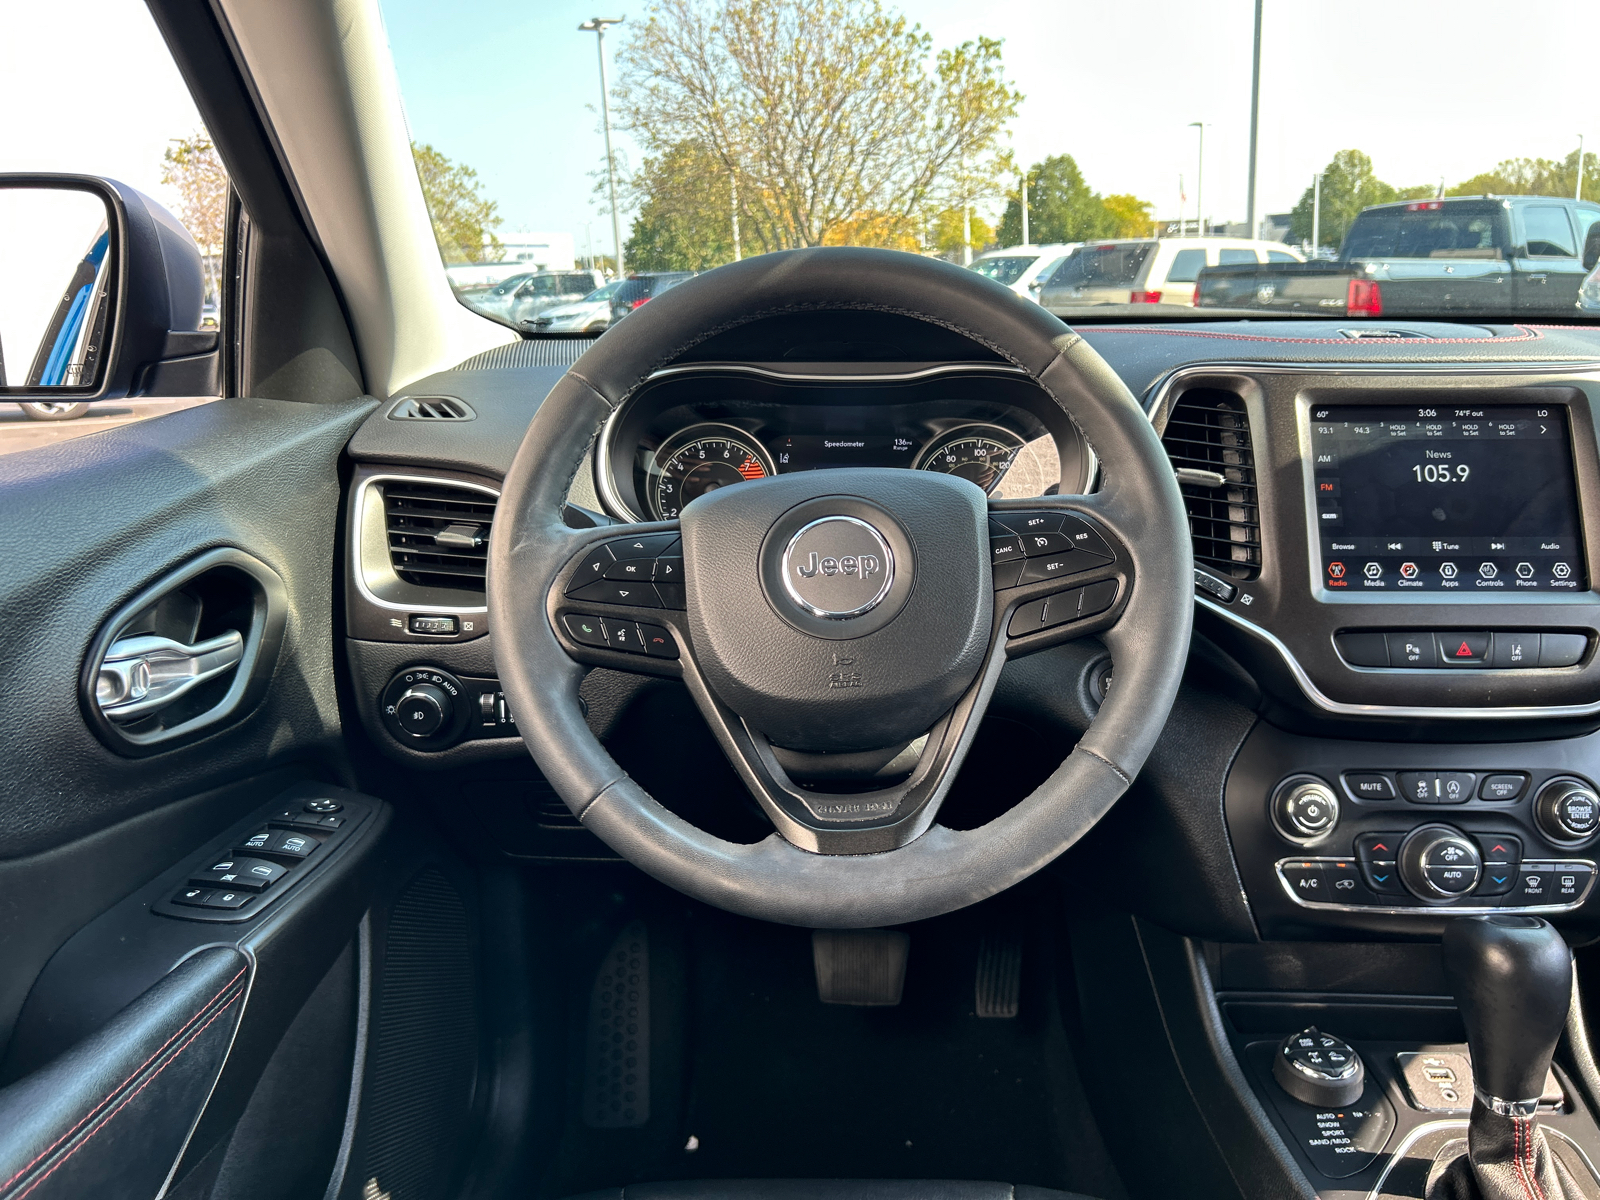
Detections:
812,928,909,1006
975,929,1022,1019
582,920,650,1127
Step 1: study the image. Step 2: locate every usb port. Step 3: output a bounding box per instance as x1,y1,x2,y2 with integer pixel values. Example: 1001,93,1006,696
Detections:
1425,1067,1456,1083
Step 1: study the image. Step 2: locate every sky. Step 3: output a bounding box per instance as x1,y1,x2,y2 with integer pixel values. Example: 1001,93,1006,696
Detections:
376,0,1600,250
0,0,1595,263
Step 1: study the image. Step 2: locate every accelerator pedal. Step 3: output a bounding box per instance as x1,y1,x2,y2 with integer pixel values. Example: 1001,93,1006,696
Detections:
975,928,1022,1019
812,928,909,1006
582,919,651,1127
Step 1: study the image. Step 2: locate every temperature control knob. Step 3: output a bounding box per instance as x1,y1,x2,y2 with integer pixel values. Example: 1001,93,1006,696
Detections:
1535,778,1600,845
1399,824,1483,901
1271,776,1340,843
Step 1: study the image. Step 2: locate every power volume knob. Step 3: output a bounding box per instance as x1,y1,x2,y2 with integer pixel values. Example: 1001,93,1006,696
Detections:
1271,777,1340,843
394,683,451,738
1536,779,1600,845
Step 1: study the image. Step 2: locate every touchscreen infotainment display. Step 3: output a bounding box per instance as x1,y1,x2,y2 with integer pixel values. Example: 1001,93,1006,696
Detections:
1308,404,1586,593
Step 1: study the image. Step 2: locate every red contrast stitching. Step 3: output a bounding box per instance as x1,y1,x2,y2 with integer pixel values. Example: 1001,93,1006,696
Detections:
1510,1114,1547,1200
6,988,243,1200
1088,324,1546,345
0,966,245,1193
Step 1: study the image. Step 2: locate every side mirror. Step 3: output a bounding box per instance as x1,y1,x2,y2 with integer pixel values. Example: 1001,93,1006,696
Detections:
0,175,218,416
1583,226,1600,273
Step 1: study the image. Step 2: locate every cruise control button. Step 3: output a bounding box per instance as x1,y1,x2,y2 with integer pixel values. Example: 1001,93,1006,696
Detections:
1387,633,1437,668
1019,531,1073,557
562,614,610,648
610,533,679,560
1057,515,1114,560
1076,580,1118,618
1438,632,1490,664
567,544,617,591
991,535,1025,565
1345,773,1397,800
1281,860,1328,901
567,580,663,608
1491,633,1540,669
997,511,1063,535
602,558,655,581
1479,774,1528,802
1019,554,1079,584
637,623,679,659
1541,633,1588,668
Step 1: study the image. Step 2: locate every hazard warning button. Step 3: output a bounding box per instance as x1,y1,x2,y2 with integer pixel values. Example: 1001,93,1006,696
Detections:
1437,632,1490,664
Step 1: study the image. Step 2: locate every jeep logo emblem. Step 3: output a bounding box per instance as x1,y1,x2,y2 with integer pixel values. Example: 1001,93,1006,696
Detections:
781,516,894,618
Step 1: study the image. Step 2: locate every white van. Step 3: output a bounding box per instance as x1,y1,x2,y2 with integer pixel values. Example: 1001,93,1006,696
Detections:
1036,237,1303,310
969,243,1080,300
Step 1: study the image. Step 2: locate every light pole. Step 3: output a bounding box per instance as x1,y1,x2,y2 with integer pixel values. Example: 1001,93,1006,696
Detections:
1578,134,1587,203
1311,172,1323,257
579,17,625,279
1189,122,1207,237
1020,171,1030,247
1246,0,1263,236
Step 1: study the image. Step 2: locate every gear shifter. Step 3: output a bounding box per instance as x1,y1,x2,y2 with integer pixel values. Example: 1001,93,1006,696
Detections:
1428,914,1593,1200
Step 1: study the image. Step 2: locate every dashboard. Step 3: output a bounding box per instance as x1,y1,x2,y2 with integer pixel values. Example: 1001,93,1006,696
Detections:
338,318,1600,942
592,364,1091,522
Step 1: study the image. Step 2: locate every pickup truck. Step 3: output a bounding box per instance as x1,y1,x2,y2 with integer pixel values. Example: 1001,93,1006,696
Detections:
1195,195,1600,317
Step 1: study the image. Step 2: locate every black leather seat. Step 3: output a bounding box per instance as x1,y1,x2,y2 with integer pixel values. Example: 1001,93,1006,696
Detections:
567,1182,1097,1200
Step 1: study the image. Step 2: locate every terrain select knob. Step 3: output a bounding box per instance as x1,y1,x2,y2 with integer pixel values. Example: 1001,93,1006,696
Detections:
394,683,451,738
1535,778,1600,845
1399,825,1482,901
1272,1026,1366,1106
1271,777,1340,843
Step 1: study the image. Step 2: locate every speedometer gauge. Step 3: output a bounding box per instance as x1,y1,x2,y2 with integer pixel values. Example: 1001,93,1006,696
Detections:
913,425,1027,494
647,424,776,519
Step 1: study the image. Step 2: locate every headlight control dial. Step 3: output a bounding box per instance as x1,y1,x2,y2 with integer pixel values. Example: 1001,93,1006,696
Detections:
380,666,469,747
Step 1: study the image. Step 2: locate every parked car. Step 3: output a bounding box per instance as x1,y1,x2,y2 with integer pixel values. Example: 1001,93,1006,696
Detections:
523,280,622,332
1036,237,1302,311
969,243,1079,300
1196,195,1600,316
505,269,607,328
466,271,539,319
610,271,696,323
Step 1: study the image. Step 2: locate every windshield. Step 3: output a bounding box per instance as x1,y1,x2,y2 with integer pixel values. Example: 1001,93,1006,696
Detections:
970,255,1037,285
381,0,1600,325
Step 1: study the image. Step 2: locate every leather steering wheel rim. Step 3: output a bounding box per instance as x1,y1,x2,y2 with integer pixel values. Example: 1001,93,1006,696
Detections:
490,247,1193,928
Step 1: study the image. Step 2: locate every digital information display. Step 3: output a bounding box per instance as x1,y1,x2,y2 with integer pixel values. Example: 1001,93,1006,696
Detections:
768,432,918,472
1308,404,1586,594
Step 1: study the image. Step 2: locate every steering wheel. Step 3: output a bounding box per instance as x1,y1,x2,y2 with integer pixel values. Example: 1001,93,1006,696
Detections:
490,248,1192,928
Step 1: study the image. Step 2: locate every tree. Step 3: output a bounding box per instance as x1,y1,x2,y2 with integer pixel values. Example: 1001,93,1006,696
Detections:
1102,193,1155,238
613,0,1022,253
1449,150,1600,199
929,207,994,257
1287,150,1428,249
411,142,502,263
996,154,1115,246
161,131,228,307
624,142,737,271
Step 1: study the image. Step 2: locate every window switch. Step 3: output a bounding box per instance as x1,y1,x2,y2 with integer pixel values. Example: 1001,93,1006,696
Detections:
190,856,287,892
238,827,274,852
267,830,317,858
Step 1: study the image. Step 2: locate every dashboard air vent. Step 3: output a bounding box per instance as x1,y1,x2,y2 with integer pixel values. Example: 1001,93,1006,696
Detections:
388,395,475,421
383,481,497,592
1161,388,1262,581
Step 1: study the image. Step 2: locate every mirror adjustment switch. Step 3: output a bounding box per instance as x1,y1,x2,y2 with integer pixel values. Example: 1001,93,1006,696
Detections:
190,856,287,892
304,798,342,813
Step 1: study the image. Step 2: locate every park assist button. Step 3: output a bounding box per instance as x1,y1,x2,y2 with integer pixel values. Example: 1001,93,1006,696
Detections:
1387,632,1437,668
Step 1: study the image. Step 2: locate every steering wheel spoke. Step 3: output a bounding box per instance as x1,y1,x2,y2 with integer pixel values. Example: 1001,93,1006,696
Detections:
547,520,688,673
988,497,1132,658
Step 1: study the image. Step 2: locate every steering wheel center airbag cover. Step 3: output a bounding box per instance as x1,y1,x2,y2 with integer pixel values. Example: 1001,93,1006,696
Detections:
683,467,990,752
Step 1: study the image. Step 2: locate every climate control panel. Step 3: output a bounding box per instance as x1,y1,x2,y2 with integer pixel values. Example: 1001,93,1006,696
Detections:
1224,723,1600,934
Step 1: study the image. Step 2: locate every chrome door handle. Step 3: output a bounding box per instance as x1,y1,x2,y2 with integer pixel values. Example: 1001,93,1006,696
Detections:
95,629,244,722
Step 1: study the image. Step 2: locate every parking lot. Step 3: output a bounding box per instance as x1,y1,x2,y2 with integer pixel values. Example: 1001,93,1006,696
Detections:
0,396,217,458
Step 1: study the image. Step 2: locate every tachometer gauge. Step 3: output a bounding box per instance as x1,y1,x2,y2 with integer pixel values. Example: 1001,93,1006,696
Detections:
647,424,776,519
913,425,1027,494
